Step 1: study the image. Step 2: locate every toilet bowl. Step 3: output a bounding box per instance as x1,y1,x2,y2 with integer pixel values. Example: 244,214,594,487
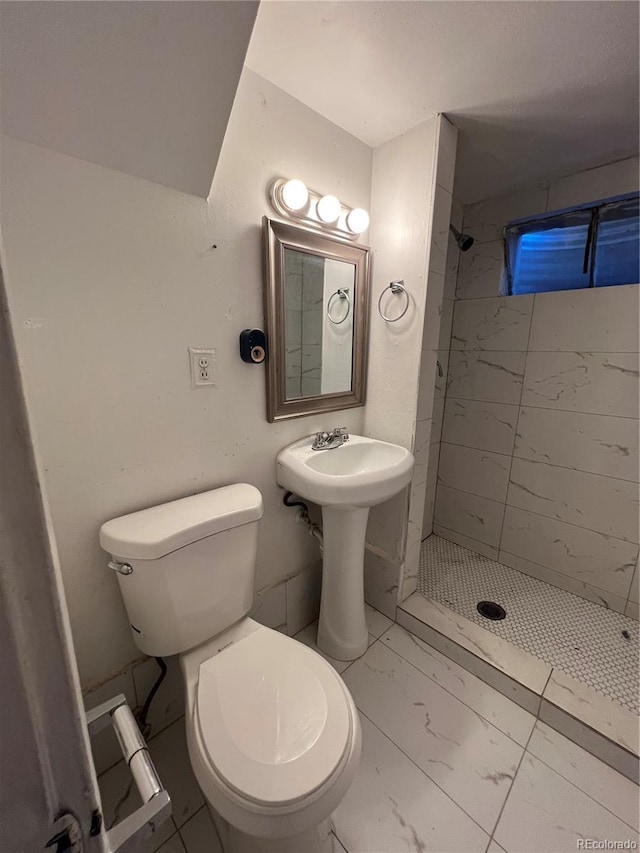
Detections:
182,618,361,852
100,484,361,853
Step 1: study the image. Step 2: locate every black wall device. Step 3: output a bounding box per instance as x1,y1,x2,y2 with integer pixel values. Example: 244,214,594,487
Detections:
239,329,267,364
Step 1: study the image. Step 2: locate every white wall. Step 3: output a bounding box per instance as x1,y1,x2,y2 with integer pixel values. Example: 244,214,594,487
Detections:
1,68,373,688
360,118,438,616
434,156,639,618
0,2,258,197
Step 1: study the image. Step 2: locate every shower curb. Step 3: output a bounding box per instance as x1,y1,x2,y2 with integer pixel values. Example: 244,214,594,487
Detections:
397,593,639,785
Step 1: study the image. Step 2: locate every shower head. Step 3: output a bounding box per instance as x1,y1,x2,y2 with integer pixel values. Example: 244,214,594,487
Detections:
449,224,474,252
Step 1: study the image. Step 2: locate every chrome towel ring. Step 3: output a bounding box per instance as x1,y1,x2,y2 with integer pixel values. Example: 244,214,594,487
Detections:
327,288,351,325
378,280,410,322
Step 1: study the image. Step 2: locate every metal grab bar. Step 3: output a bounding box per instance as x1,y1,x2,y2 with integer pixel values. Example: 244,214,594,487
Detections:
327,288,351,325
86,694,171,853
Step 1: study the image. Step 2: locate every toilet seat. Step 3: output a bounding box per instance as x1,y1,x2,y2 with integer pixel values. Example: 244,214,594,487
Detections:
195,627,352,808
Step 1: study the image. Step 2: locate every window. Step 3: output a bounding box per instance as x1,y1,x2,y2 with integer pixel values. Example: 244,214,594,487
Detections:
504,193,639,296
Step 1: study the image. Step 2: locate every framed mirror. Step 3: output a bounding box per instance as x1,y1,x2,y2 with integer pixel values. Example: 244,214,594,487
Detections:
263,217,371,422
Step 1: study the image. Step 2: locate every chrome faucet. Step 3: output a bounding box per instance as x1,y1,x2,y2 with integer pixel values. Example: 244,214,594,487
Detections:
311,426,350,451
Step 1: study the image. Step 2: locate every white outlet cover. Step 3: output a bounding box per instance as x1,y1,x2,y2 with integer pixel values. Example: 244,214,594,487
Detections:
189,347,216,388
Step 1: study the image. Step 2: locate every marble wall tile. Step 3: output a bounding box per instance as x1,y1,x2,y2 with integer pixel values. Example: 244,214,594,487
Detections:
501,506,638,598
413,414,432,459
443,238,460,298
434,348,449,398
343,642,524,832
381,623,536,746
463,186,549,245
438,296,455,351
447,350,526,405
529,284,639,353
442,398,519,455
251,582,287,632
426,440,440,488
507,458,639,544
451,198,464,232
451,295,533,351
521,352,640,417
401,533,422,601
432,524,500,561
332,714,488,853
527,721,640,831
417,348,438,420
456,239,504,300
363,548,400,619
438,442,511,503
493,753,639,852
422,482,436,539
422,271,445,349
133,656,184,738
434,485,505,547
366,487,408,562
547,157,640,211
430,396,445,444
429,184,453,275
498,550,628,614
285,562,322,636
514,407,639,482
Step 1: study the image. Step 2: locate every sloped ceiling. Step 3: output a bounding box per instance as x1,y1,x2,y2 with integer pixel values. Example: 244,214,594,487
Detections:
0,1,259,198
246,1,639,203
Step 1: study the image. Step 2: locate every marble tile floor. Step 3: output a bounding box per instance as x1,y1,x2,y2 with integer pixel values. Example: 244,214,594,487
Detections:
96,609,639,853
418,536,639,714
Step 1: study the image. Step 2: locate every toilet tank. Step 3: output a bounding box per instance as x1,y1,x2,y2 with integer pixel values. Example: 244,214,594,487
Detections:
99,484,263,657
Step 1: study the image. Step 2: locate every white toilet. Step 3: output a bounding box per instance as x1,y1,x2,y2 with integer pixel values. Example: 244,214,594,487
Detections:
99,484,361,853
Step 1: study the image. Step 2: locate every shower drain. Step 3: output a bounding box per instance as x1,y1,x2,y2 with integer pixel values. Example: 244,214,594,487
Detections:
477,600,506,621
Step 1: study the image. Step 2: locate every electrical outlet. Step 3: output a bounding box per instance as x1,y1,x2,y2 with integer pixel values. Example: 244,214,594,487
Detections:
189,347,216,388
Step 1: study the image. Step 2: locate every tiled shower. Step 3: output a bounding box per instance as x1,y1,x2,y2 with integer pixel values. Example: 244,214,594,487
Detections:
412,156,639,776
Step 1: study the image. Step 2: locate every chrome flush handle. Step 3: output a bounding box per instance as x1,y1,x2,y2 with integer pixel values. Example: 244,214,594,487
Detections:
108,559,133,575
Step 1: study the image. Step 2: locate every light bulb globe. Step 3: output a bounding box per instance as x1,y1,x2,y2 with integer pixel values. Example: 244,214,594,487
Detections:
316,195,341,223
346,208,370,234
281,179,309,212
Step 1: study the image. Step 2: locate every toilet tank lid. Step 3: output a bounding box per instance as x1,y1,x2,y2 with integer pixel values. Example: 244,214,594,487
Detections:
99,484,263,560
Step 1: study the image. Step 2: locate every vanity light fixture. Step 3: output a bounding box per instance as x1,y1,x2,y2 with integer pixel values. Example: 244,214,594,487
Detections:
269,177,369,241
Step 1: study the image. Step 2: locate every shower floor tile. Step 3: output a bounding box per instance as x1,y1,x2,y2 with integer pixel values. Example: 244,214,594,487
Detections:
418,535,640,714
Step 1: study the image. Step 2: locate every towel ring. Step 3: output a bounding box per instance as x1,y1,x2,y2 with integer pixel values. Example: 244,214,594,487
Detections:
327,288,351,325
378,280,410,322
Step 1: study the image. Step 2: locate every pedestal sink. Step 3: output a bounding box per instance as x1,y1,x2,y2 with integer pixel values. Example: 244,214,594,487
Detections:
277,434,414,661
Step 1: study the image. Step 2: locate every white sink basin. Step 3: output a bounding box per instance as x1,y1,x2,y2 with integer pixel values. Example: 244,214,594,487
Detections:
277,434,414,663
277,434,414,508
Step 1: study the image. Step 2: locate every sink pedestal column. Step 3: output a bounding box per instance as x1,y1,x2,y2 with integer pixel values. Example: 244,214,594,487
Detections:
317,506,369,661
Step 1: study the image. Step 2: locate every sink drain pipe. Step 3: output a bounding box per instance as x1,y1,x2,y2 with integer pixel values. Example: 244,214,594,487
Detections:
282,491,323,550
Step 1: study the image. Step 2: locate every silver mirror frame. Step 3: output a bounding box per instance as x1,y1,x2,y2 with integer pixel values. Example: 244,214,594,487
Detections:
263,217,371,422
